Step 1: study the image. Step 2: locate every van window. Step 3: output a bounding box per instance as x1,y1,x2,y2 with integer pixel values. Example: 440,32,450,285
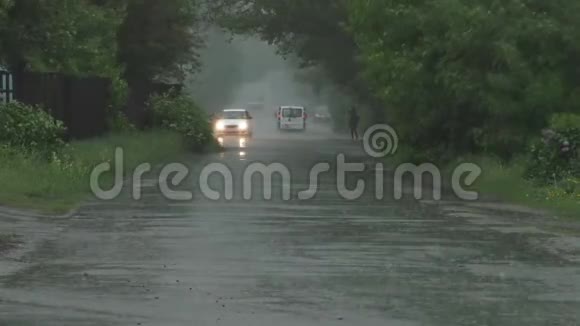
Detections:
282,108,303,118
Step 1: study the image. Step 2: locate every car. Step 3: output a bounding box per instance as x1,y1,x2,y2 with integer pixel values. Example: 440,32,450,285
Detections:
313,105,331,123
276,106,307,131
214,109,254,137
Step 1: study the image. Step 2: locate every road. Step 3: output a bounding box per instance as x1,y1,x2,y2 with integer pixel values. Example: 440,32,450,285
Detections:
1,119,580,326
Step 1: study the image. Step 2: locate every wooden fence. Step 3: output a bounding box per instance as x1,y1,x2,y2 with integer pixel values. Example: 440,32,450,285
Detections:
4,71,111,139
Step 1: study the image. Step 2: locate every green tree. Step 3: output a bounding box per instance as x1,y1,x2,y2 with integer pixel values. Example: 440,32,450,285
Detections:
349,0,580,160
0,0,121,76
118,0,203,84
117,0,205,126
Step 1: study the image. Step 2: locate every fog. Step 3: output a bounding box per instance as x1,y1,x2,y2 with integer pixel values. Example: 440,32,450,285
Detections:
187,29,340,140
188,30,316,111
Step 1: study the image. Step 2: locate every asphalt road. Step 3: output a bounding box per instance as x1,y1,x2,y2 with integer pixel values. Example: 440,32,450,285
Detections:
1,120,580,326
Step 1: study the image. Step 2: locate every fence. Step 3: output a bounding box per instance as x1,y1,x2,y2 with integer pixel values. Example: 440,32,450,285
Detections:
5,71,111,139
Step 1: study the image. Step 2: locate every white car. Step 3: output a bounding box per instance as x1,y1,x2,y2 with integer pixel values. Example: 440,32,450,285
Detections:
214,109,254,137
276,106,307,131
313,105,331,123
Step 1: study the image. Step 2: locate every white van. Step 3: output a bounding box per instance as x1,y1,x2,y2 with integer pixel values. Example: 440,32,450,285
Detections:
277,106,307,131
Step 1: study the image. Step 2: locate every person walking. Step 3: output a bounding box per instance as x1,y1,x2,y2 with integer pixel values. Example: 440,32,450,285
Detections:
348,106,360,140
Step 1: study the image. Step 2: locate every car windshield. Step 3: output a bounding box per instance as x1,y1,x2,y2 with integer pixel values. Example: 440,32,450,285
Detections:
282,108,303,118
222,111,247,119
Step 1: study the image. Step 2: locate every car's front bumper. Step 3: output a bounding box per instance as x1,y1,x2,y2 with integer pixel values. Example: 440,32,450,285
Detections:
215,129,251,136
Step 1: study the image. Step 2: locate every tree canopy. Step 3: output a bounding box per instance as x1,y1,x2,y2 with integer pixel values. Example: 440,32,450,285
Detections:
117,0,204,85
348,0,580,159
0,0,120,76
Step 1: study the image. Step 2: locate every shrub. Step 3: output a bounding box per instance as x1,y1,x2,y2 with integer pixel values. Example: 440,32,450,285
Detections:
107,110,136,132
525,113,579,189
551,113,580,131
0,101,66,155
111,76,129,111
148,92,214,151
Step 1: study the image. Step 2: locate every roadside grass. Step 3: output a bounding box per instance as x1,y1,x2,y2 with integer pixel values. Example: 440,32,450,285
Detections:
0,130,184,214
441,155,580,218
388,148,579,218
469,157,580,218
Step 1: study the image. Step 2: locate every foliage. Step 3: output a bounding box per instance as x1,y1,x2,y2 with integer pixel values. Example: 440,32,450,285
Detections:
111,75,129,111
551,113,580,130
348,0,580,160
117,0,206,126
525,114,579,188
0,101,66,155
107,110,136,133
468,155,579,217
149,92,214,151
118,0,204,84
0,0,122,77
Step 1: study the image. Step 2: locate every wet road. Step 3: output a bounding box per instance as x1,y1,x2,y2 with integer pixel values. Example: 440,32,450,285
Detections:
1,124,580,326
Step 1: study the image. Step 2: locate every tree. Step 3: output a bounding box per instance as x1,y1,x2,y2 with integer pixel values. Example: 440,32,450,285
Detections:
348,0,580,160
118,0,203,84
0,0,121,76
117,0,205,126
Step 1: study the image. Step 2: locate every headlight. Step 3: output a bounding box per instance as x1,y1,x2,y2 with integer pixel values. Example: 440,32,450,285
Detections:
215,120,225,131
239,121,248,130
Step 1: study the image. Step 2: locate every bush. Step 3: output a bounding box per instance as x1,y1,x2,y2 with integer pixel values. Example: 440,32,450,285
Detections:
111,76,129,111
551,113,580,131
107,110,136,132
525,113,580,190
148,92,214,151
348,0,580,161
0,101,66,155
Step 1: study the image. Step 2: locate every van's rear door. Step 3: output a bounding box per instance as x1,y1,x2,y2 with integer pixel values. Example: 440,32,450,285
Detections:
281,108,304,128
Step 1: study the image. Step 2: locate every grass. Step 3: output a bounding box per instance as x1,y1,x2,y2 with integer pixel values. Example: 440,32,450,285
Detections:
469,157,580,218
439,155,580,218
388,147,579,218
0,130,185,214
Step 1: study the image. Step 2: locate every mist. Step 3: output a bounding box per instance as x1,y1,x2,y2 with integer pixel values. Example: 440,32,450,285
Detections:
187,28,341,139
188,29,317,111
